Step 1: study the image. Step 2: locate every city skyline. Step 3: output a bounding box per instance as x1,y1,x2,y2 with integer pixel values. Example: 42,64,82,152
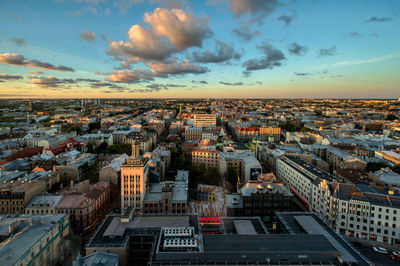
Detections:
1,0,399,98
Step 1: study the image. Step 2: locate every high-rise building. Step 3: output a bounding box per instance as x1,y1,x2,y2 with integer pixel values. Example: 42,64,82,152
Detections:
120,157,149,211
131,140,140,158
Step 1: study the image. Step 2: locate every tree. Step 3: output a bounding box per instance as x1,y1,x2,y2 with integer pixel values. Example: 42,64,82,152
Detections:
366,162,388,173
88,121,101,131
314,109,322,116
96,141,108,154
86,141,95,154
105,144,131,155
392,164,400,174
225,166,238,188
386,114,398,121
69,125,82,135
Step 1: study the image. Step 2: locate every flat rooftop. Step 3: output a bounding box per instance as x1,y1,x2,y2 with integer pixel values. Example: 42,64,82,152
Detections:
283,155,335,182
276,212,370,266
202,234,337,253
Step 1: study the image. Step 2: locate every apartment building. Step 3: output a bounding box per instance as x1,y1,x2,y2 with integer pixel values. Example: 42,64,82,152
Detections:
0,214,71,266
276,155,335,205
120,157,149,210
375,150,400,166
191,149,220,170
25,195,63,215
193,113,216,128
326,147,367,171
184,126,202,141
312,179,400,245
56,181,110,233
219,147,263,183
143,171,188,215
0,179,47,214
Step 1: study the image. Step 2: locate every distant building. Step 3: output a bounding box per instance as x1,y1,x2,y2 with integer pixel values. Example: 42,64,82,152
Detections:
143,170,188,215
25,195,63,215
193,113,216,128
184,126,202,141
192,149,220,170
0,179,47,214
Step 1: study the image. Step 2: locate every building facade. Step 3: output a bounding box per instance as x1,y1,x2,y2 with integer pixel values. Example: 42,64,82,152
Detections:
120,157,149,210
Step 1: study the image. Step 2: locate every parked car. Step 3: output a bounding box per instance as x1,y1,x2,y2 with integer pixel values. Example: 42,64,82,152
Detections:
390,251,400,261
372,247,388,254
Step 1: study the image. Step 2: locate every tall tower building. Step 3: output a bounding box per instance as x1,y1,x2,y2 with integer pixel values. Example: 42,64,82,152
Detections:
131,140,140,158
120,157,149,211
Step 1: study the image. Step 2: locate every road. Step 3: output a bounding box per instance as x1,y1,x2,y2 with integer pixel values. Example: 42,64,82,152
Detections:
345,236,400,266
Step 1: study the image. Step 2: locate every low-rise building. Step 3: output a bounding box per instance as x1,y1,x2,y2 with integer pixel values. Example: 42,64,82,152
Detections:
25,195,63,215
0,214,71,266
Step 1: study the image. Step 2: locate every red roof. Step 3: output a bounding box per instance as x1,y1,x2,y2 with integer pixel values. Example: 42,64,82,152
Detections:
47,138,81,156
6,146,43,161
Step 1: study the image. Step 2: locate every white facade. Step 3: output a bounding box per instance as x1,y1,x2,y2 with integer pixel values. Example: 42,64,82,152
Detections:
120,158,149,210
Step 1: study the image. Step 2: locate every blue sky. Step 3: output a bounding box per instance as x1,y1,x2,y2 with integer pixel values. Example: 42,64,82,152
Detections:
0,0,399,98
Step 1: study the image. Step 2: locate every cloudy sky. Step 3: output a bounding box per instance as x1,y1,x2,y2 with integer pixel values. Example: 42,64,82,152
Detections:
0,0,399,98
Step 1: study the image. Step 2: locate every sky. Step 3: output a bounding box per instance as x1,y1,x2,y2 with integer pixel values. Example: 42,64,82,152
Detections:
0,0,399,99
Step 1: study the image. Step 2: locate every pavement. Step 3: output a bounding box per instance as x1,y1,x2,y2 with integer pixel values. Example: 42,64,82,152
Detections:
345,236,400,266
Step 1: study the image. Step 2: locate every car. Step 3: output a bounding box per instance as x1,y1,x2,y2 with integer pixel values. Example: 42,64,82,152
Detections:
390,251,400,261
372,247,388,254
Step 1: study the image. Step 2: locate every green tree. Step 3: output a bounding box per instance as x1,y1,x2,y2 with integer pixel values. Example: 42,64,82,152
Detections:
366,162,388,173
392,164,400,174
386,114,398,121
86,141,95,154
96,141,108,154
69,125,82,135
105,144,131,155
88,121,101,131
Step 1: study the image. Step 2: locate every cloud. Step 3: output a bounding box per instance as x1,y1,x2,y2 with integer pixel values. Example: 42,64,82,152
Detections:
192,80,208,84
242,42,286,74
333,53,400,67
219,81,244,86
149,0,183,8
27,70,44,74
5,11,26,23
146,59,209,75
191,40,242,63
0,73,23,81
370,32,380,38
143,8,212,50
114,0,144,14
288,42,308,56
11,37,27,47
107,8,211,62
278,14,295,26
0,53,74,72
146,83,186,91
90,81,125,89
294,72,312,77
105,70,154,83
232,25,260,41
28,76,76,88
256,81,262,84
344,32,362,38
80,30,96,42
364,16,392,23
229,0,281,23
66,10,82,17
317,46,337,57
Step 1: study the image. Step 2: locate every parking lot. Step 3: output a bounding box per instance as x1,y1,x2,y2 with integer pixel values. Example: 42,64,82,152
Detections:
345,237,400,266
